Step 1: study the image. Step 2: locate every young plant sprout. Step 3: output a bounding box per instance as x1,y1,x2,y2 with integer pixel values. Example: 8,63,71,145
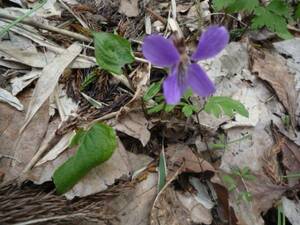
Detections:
142,26,229,105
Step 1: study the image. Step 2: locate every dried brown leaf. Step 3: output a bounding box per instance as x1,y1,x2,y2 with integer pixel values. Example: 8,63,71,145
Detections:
251,48,299,128
0,89,49,182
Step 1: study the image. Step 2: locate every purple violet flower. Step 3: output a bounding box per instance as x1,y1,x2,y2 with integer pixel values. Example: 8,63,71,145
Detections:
142,26,229,105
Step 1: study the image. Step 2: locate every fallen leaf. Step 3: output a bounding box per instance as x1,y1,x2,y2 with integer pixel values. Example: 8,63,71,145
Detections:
115,111,151,146
221,173,289,225
282,196,300,225
251,47,299,128
10,69,41,96
118,0,139,17
151,187,213,225
0,89,49,182
109,173,157,225
0,88,23,111
272,126,300,186
166,144,216,174
21,42,82,131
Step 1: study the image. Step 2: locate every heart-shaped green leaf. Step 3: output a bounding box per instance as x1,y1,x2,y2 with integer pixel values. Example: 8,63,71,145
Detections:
93,32,135,75
53,123,117,194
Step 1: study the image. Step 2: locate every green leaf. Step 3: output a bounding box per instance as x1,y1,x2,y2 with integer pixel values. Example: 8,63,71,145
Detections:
183,89,193,100
53,123,117,194
296,3,300,19
208,143,226,150
213,0,258,12
80,71,98,91
93,32,135,75
204,96,249,118
267,0,290,18
164,104,175,113
222,175,237,192
252,5,293,39
182,105,195,117
69,128,86,148
147,102,165,114
212,0,235,11
238,191,253,203
143,80,162,101
226,0,259,13
158,149,167,191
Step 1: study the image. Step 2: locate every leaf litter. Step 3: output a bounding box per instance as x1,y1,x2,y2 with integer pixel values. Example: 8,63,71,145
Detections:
0,0,300,225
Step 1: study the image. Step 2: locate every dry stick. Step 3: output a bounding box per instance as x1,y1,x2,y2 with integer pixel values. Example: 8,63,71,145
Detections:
0,13,92,42
57,0,89,29
145,7,167,25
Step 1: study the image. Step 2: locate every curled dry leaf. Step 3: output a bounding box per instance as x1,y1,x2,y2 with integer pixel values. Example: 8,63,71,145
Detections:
114,112,151,146
166,144,215,174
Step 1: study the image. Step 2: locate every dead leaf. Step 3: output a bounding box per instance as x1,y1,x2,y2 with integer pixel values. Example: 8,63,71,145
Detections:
0,89,49,182
10,69,41,96
21,42,82,132
251,48,299,128
109,173,157,225
115,111,151,146
221,173,289,225
151,187,213,225
0,88,23,111
118,0,139,17
272,126,300,186
166,144,216,174
282,197,300,225
150,144,216,225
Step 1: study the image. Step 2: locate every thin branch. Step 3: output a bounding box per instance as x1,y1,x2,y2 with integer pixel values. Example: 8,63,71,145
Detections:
0,13,92,42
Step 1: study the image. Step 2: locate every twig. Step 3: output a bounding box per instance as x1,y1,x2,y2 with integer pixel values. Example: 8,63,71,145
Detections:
0,0,48,38
14,213,87,225
145,7,167,25
57,0,89,29
0,13,92,42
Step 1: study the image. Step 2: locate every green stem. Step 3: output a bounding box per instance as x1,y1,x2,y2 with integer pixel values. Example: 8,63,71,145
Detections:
0,0,48,38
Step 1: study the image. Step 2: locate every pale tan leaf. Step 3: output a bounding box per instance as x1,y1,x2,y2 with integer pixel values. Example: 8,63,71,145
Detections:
0,88,23,111
282,197,300,225
115,111,151,146
21,42,82,132
118,0,139,17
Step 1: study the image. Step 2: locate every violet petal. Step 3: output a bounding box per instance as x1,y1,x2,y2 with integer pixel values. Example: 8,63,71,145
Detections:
191,26,229,61
187,63,215,97
142,35,180,67
163,68,182,104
